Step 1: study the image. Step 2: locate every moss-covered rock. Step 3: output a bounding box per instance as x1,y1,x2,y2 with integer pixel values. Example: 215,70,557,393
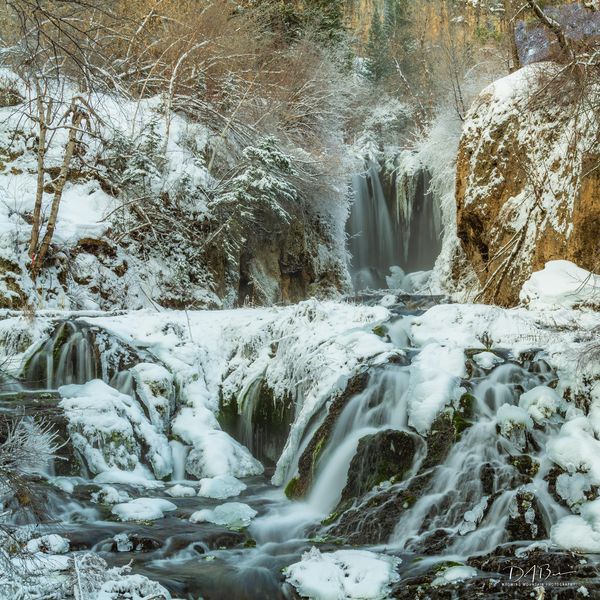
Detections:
220,378,294,466
339,429,419,505
330,471,432,545
422,409,457,470
506,488,547,541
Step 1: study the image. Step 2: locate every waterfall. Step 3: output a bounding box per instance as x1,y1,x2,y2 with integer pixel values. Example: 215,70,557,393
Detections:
308,367,421,515
24,322,99,389
387,362,565,556
347,154,443,291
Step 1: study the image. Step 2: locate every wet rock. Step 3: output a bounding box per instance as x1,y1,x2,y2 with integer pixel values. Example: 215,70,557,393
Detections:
202,529,247,549
480,463,496,495
468,545,600,581
339,429,419,505
410,528,453,555
506,488,547,541
510,455,539,482
422,410,457,470
110,533,162,553
330,472,431,545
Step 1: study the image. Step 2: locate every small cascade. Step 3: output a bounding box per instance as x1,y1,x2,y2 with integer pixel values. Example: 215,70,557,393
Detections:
223,377,295,467
169,440,190,481
24,321,99,389
308,367,420,515
347,155,443,290
388,361,564,556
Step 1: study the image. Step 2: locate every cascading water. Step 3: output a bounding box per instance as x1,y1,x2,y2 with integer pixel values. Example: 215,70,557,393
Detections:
348,155,443,290
2,303,595,599
24,321,99,389
307,366,419,515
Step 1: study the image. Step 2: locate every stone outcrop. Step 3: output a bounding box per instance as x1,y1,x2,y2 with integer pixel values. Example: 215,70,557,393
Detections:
454,63,600,306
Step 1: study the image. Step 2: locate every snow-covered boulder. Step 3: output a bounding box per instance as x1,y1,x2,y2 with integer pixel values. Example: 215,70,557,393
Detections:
190,502,257,529
520,261,599,310
111,498,177,522
59,379,173,480
284,547,400,600
198,475,247,499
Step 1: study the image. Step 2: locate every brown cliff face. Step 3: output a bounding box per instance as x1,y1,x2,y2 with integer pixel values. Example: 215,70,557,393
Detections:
454,64,600,306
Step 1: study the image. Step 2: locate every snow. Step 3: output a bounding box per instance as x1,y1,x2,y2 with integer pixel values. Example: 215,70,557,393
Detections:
406,342,466,434
518,385,562,424
25,535,70,555
111,498,177,522
284,547,400,600
551,498,600,553
165,484,197,498
472,351,503,370
197,475,247,499
190,502,257,529
521,261,599,310
431,565,477,587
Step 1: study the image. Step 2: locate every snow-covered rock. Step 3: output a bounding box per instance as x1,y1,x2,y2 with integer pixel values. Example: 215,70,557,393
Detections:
59,379,172,480
190,502,257,529
25,534,70,555
520,261,599,310
431,565,477,587
284,547,400,600
497,404,533,448
111,498,177,522
552,498,600,553
518,385,562,424
472,351,503,370
91,485,132,505
198,475,247,499
165,484,196,498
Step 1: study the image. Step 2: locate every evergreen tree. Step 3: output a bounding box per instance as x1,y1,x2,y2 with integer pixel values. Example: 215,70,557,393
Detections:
383,0,413,76
364,7,393,83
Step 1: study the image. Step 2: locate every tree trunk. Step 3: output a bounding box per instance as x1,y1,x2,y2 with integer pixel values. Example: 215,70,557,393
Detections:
30,105,84,280
29,85,52,259
503,0,521,73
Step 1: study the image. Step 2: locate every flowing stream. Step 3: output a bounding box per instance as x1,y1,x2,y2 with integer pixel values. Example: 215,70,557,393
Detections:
0,300,581,599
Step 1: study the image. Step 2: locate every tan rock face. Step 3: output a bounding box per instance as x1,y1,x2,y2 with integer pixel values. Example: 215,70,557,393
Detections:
454,64,600,306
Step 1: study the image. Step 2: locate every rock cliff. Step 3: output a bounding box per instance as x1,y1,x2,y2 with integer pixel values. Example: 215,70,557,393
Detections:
454,63,600,306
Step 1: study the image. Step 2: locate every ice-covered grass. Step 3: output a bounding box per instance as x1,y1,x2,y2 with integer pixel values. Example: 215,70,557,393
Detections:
284,547,400,600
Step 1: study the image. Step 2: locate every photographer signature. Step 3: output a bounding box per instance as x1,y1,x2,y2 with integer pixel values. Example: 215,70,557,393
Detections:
504,564,576,583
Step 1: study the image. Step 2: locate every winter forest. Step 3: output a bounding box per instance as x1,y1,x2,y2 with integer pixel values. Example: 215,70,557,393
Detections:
0,0,599,598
